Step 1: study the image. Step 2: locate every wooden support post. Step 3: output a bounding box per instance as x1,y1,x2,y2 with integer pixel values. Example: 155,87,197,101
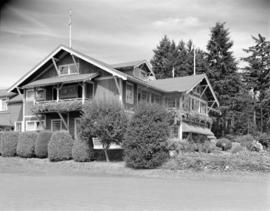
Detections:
178,122,183,140
71,54,79,73
52,57,59,75
57,112,68,131
200,85,208,97
82,82,86,104
113,76,123,104
17,87,25,132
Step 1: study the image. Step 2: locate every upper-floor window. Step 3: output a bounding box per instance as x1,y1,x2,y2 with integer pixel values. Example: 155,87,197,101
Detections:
26,89,35,102
36,88,46,101
0,98,7,111
126,82,134,104
59,63,79,76
151,94,162,105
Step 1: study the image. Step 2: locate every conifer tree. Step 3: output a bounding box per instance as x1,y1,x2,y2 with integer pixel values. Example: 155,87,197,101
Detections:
206,22,242,137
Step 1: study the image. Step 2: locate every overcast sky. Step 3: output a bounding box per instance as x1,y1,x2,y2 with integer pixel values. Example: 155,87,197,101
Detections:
0,0,269,88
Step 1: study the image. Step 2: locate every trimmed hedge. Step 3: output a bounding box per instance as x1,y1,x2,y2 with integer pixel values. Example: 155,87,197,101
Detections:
123,103,170,169
0,132,3,155
17,132,38,158
216,138,232,151
72,139,93,162
35,131,52,158
1,132,20,157
48,131,74,161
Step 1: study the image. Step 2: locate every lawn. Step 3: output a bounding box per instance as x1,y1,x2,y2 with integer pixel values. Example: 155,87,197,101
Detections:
0,157,270,211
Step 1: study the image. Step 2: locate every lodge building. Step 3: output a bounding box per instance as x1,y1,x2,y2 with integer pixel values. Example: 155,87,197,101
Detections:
3,45,219,140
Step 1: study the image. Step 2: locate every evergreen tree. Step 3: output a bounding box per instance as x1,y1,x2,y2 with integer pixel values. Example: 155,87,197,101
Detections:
206,22,242,137
151,35,174,79
242,34,270,132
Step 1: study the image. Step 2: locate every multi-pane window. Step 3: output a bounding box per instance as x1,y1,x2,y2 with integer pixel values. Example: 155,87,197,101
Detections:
0,98,7,111
15,122,22,132
51,119,67,131
200,102,207,114
36,88,46,101
59,63,79,76
151,94,162,105
59,85,78,99
26,120,45,131
26,89,35,101
126,83,134,104
166,97,178,109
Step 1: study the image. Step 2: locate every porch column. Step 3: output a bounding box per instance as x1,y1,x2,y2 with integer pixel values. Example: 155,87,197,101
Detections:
56,88,60,102
178,122,183,140
82,82,86,104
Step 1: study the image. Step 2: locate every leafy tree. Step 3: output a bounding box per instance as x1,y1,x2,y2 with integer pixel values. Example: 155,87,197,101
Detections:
206,22,242,137
80,99,128,162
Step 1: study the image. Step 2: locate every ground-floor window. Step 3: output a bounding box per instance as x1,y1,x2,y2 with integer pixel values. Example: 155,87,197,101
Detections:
51,119,63,131
26,120,45,131
15,121,22,132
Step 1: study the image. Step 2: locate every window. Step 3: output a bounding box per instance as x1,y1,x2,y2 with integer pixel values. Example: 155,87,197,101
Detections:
59,85,78,99
26,120,45,131
36,88,46,101
151,94,162,104
26,89,35,101
59,63,79,75
200,102,207,114
126,83,134,104
0,98,7,111
166,97,178,109
15,122,22,132
51,119,66,131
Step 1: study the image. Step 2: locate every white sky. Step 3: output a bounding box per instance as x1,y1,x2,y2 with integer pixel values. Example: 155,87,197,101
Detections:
0,0,269,88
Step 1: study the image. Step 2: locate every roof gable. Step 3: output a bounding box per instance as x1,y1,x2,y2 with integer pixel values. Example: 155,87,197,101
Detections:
149,74,219,106
8,45,128,92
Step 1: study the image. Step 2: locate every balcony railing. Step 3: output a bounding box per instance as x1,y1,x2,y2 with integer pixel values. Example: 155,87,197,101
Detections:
32,98,88,114
168,108,212,126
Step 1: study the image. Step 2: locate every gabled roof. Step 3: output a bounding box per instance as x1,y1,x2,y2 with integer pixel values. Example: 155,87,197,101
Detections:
112,59,155,76
8,45,128,92
149,74,219,106
0,89,16,98
22,73,98,89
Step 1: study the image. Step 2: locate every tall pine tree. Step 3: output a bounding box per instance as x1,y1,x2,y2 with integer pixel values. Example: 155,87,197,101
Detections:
242,34,270,132
206,22,242,137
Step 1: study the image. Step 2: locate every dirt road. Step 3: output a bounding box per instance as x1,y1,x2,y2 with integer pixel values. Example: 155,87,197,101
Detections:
0,172,269,211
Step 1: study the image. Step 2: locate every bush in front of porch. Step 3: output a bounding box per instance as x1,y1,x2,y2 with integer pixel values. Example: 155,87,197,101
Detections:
17,132,38,158
35,131,53,158
48,131,74,161
123,103,171,169
1,132,20,157
72,138,94,162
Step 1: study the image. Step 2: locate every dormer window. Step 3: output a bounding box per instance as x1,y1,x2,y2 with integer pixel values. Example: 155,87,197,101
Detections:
59,63,79,76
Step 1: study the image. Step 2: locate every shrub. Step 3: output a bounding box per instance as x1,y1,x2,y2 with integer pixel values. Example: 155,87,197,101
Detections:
80,99,127,161
163,151,270,172
123,103,170,169
230,142,244,154
48,131,74,161
17,132,38,158
235,134,254,148
258,133,270,149
72,139,94,162
246,141,263,152
1,132,20,157
35,131,52,158
216,138,232,151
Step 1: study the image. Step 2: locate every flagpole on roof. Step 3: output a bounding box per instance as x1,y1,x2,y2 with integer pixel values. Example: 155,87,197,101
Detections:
193,44,196,75
68,9,72,48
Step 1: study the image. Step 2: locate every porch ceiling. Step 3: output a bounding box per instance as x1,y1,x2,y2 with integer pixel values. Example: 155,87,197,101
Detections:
22,73,98,89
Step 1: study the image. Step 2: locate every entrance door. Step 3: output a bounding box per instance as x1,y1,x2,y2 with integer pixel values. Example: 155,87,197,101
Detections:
74,118,81,140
